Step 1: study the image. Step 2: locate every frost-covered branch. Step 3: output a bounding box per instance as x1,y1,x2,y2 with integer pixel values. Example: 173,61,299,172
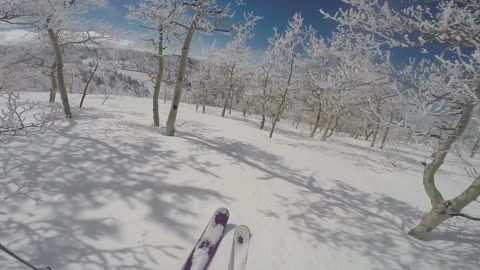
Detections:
0,92,61,138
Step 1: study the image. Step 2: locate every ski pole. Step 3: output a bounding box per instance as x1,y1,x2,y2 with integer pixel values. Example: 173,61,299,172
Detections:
0,243,52,270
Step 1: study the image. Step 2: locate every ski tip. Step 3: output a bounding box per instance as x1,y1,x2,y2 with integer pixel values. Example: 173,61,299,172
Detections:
234,225,251,247
215,207,229,216
214,208,229,225
235,225,251,238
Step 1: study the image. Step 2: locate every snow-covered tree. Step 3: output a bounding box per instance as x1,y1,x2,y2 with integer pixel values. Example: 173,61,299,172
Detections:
165,0,248,136
251,48,279,130
218,12,261,118
127,0,187,127
0,48,61,139
0,0,32,25
322,0,480,239
0,0,108,118
268,13,306,138
191,47,225,113
237,68,257,117
303,30,391,141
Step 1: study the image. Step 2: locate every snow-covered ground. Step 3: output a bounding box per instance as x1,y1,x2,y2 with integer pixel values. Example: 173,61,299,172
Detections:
1,92,479,270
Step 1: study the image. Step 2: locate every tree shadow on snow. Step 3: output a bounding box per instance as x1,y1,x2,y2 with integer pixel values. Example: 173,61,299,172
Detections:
225,113,312,141
335,139,469,179
1,110,232,270
175,123,479,270
267,177,480,270
2,107,478,270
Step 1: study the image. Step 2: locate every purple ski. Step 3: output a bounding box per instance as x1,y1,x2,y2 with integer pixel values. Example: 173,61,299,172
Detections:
182,208,230,270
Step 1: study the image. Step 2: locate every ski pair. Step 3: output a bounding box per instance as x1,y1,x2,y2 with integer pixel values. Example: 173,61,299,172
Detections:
182,208,251,270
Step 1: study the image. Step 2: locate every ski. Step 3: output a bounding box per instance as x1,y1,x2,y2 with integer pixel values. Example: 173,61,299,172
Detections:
182,208,230,270
231,225,251,270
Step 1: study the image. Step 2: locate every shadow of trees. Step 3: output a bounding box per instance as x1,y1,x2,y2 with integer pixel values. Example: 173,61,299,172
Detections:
1,104,478,269
177,124,480,270
274,178,480,270
1,109,232,269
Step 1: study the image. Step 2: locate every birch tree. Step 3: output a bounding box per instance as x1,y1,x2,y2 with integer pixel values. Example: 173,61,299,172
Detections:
322,0,480,239
218,12,261,117
238,68,256,117
268,13,306,138
0,0,108,118
190,46,225,114
303,34,330,138
304,31,391,141
255,53,275,130
0,0,32,25
127,0,187,127
165,0,247,136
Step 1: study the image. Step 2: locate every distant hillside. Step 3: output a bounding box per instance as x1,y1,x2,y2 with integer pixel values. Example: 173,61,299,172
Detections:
0,44,199,98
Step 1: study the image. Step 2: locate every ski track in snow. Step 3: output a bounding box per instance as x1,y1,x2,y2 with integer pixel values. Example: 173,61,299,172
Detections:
1,93,479,270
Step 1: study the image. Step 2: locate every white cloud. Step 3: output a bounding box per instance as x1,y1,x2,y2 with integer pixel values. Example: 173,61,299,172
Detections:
0,30,37,45
0,29,145,52
0,29,222,60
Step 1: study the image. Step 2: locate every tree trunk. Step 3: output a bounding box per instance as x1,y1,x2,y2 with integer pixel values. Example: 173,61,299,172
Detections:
270,58,294,138
228,89,235,114
365,131,374,140
278,104,287,122
408,102,475,240
380,114,393,149
70,73,74,93
164,88,167,103
310,102,322,138
471,137,479,158
202,87,207,114
47,27,72,118
222,63,235,117
165,14,199,136
49,60,57,103
259,66,272,130
318,118,326,133
153,31,165,127
260,111,266,130
380,126,390,149
370,124,379,148
195,94,200,112
320,115,334,141
243,100,249,117
409,174,480,240
295,113,302,129
423,103,474,208
79,62,98,108
326,116,339,139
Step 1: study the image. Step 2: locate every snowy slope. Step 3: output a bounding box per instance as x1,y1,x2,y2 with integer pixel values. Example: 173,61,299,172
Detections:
1,93,479,270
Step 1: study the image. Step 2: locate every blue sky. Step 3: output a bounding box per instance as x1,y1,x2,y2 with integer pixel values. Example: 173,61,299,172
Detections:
91,0,419,62
92,1,346,53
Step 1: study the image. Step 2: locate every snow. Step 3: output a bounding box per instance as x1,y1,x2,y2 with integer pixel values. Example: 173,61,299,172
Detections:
1,92,479,270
